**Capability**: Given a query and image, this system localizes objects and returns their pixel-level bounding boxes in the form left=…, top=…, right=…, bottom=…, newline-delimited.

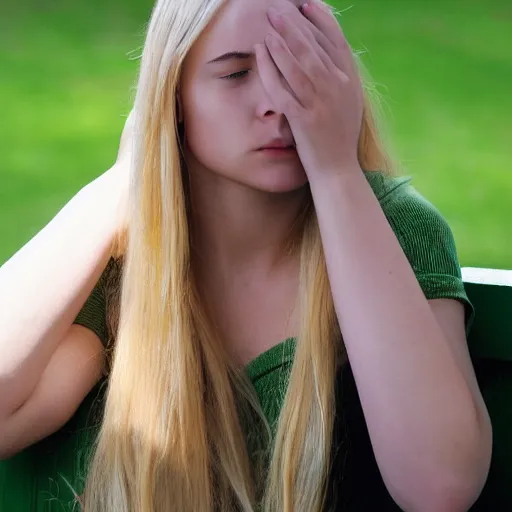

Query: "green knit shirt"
left=73, top=170, right=474, bottom=510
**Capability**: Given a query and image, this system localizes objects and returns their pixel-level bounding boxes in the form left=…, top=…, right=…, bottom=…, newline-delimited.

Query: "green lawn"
left=1, top=0, right=510, bottom=268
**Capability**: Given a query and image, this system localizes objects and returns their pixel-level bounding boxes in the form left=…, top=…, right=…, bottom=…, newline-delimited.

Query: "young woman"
left=0, top=0, right=492, bottom=510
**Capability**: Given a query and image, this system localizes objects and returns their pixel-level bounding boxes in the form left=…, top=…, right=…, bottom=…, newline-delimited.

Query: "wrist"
left=307, top=162, right=364, bottom=195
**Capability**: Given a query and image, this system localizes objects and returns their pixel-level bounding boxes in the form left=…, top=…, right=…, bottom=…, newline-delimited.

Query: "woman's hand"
left=255, top=0, right=363, bottom=181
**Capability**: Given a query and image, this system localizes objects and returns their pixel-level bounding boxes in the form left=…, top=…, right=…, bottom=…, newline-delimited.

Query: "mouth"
left=259, top=146, right=296, bottom=152
left=258, top=143, right=296, bottom=151
left=258, top=138, right=296, bottom=151
left=259, top=146, right=296, bottom=151
left=256, top=145, right=298, bottom=159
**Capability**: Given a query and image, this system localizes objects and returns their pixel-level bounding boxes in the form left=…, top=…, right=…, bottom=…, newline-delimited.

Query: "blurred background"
left=0, top=0, right=510, bottom=269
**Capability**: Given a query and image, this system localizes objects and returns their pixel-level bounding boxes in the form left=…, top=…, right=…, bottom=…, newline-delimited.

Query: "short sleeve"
left=381, top=182, right=475, bottom=335
left=73, top=271, right=108, bottom=347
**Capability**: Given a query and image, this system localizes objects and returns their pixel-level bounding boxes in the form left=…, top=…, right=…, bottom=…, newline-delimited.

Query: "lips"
left=259, top=139, right=295, bottom=150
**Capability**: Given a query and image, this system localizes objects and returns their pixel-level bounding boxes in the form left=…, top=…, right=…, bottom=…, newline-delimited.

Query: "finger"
left=254, top=42, right=302, bottom=117
left=268, top=6, right=332, bottom=72
left=263, top=29, right=317, bottom=109
left=302, top=0, right=344, bottom=44
left=300, top=0, right=356, bottom=78
left=266, top=10, right=328, bottom=100
left=282, top=5, right=353, bottom=89
left=297, top=11, right=340, bottom=69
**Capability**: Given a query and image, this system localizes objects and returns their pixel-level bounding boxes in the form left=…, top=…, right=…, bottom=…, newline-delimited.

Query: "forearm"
left=309, top=170, right=485, bottom=510
left=0, top=171, right=118, bottom=417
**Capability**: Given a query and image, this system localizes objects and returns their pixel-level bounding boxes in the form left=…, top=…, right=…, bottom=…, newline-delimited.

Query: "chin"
left=258, top=177, right=309, bottom=194
left=249, top=164, right=309, bottom=194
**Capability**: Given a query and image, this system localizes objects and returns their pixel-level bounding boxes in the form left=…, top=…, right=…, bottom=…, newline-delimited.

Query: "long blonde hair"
left=82, top=0, right=395, bottom=510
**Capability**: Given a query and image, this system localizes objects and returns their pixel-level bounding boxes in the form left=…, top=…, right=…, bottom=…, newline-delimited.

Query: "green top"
left=73, top=170, right=474, bottom=510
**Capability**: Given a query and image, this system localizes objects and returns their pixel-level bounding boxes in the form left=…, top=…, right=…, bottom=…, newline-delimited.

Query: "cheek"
left=183, top=84, right=248, bottom=167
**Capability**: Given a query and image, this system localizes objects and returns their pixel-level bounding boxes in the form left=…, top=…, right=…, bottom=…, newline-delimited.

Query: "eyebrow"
left=207, top=51, right=254, bottom=64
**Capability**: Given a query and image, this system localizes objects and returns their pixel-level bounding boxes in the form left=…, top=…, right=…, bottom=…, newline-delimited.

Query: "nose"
left=254, top=74, right=284, bottom=120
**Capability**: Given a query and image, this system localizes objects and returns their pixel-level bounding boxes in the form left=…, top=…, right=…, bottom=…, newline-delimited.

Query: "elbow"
left=0, top=424, right=19, bottom=461
left=391, top=419, right=493, bottom=512
left=391, top=472, right=490, bottom=512
left=0, top=449, right=24, bottom=461
left=0, top=422, right=33, bottom=461
left=412, top=474, right=489, bottom=512
left=0, top=448, right=17, bottom=461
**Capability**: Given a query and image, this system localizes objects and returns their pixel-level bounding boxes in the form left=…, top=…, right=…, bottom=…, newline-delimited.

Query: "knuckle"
left=296, top=72, right=314, bottom=96
left=312, top=61, right=328, bottom=80
left=288, top=38, right=308, bottom=61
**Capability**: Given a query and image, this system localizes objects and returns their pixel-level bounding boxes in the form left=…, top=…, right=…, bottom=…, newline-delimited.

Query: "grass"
left=0, top=0, right=510, bottom=268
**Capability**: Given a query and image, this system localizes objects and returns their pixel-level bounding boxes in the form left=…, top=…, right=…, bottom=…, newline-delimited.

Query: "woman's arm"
left=0, top=325, right=104, bottom=459
left=0, top=112, right=132, bottom=423
left=309, top=169, right=492, bottom=512
left=0, top=172, right=119, bottom=422
left=254, top=4, right=491, bottom=508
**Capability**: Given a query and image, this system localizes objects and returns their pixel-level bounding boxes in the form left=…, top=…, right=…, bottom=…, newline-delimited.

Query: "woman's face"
left=180, top=0, right=308, bottom=194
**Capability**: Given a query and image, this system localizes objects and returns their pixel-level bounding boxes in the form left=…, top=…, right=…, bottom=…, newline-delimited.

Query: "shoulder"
left=364, top=170, right=474, bottom=330
left=365, top=170, right=456, bottom=253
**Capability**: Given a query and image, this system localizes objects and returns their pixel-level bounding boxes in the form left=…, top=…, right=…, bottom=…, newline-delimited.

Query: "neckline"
left=242, top=171, right=400, bottom=381
left=244, top=337, right=297, bottom=382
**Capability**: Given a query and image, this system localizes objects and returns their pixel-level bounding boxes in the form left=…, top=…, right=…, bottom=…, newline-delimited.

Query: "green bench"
left=1, top=268, right=510, bottom=511
left=462, top=268, right=512, bottom=510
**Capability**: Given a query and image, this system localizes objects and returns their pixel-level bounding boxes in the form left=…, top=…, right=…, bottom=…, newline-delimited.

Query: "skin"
left=0, top=2, right=492, bottom=503
left=180, top=0, right=308, bottom=274
left=180, top=0, right=492, bottom=509
left=180, top=0, right=311, bottom=363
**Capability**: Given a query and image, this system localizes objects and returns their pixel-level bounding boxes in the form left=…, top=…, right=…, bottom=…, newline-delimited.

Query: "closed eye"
left=221, top=70, right=249, bottom=80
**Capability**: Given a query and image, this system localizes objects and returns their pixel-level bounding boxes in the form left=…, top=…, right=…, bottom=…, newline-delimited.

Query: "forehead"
left=192, top=0, right=303, bottom=62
